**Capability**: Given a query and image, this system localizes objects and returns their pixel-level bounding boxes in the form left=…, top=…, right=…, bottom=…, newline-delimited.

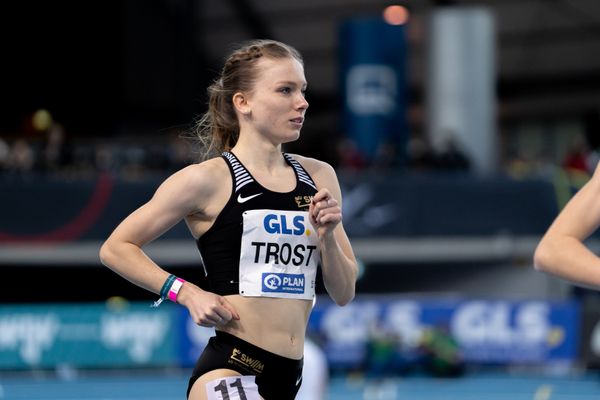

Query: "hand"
left=177, top=282, right=240, bottom=327
left=309, top=189, right=342, bottom=238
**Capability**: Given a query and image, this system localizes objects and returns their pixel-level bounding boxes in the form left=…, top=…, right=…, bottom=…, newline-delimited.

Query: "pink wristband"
left=168, top=277, right=185, bottom=302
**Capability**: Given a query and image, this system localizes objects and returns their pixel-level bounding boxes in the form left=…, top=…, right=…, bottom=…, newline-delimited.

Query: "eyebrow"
left=276, top=80, right=308, bottom=88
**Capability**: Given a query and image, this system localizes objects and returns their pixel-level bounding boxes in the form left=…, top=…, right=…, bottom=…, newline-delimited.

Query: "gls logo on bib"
left=263, top=213, right=308, bottom=236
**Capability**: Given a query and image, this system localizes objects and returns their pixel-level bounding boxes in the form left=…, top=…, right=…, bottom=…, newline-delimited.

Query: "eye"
left=279, top=87, right=291, bottom=94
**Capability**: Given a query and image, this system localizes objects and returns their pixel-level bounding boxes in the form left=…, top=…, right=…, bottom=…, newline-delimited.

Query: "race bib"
left=239, top=209, right=320, bottom=299
left=206, top=376, right=260, bottom=400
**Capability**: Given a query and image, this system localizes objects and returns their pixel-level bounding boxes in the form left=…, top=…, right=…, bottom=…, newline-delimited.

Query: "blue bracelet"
left=152, top=274, right=177, bottom=308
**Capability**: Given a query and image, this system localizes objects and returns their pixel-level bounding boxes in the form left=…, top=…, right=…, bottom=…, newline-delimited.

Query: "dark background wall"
left=2, top=2, right=123, bottom=135
left=1, top=1, right=211, bottom=137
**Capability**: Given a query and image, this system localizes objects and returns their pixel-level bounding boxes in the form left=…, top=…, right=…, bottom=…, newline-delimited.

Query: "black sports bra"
left=195, top=152, right=318, bottom=295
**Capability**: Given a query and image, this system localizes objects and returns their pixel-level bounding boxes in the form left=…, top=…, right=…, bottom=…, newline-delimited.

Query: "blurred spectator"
left=39, top=122, right=72, bottom=172
left=436, top=135, right=471, bottom=172
left=336, top=137, right=367, bottom=172
left=418, top=323, right=465, bottom=378
left=121, top=144, right=147, bottom=181
left=365, top=320, right=405, bottom=378
left=563, top=133, right=595, bottom=175
left=167, top=129, right=194, bottom=171
left=503, top=144, right=555, bottom=181
left=7, top=139, right=35, bottom=173
left=296, top=336, right=329, bottom=400
left=406, top=134, right=437, bottom=171
left=373, top=141, right=401, bottom=171
left=71, top=142, right=97, bottom=177
left=0, top=137, right=9, bottom=169
left=95, top=143, right=119, bottom=173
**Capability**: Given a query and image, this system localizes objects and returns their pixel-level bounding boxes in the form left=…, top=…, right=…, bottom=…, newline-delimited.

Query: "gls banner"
left=308, top=296, right=580, bottom=367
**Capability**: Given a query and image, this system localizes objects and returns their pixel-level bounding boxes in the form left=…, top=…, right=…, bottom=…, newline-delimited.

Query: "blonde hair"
left=190, top=39, right=303, bottom=160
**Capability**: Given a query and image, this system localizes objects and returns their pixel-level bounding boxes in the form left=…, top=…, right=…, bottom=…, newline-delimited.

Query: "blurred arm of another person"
left=295, top=337, right=329, bottom=400
left=534, top=161, right=600, bottom=289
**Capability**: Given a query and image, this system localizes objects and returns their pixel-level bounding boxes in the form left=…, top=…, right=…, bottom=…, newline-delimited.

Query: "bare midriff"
left=218, top=296, right=312, bottom=359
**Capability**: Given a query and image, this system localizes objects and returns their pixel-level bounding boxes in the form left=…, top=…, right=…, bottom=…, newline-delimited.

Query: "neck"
left=231, top=140, right=285, bottom=172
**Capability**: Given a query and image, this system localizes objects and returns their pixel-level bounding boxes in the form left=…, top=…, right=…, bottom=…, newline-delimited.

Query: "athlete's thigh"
left=188, top=368, right=264, bottom=400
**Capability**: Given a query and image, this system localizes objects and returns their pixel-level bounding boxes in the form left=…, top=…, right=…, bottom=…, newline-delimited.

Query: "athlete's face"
left=245, top=56, right=309, bottom=144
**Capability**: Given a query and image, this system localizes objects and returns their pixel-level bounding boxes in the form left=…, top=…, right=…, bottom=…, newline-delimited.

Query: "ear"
left=232, top=92, right=251, bottom=115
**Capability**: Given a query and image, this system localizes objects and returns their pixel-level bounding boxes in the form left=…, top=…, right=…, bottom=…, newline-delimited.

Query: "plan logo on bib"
left=262, top=273, right=305, bottom=294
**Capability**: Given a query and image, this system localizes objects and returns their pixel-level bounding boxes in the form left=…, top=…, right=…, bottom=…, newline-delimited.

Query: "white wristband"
left=167, top=278, right=185, bottom=302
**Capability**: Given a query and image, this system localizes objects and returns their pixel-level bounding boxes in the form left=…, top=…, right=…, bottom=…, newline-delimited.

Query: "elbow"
left=334, top=264, right=359, bottom=306
left=99, top=240, right=116, bottom=267
left=533, top=242, right=551, bottom=273
left=325, top=261, right=358, bottom=306
left=334, top=288, right=355, bottom=307
left=336, top=294, right=354, bottom=307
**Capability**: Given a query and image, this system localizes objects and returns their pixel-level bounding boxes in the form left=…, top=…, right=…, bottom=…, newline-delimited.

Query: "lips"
left=290, top=117, right=304, bottom=124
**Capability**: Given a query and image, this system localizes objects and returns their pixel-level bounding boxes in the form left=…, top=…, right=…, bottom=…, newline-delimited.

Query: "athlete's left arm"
left=303, top=157, right=358, bottom=306
left=534, top=161, right=600, bottom=289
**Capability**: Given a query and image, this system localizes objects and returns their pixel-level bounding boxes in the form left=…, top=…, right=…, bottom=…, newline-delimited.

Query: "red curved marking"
left=0, top=172, right=114, bottom=243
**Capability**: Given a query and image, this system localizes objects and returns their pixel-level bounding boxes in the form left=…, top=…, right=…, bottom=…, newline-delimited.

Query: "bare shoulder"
left=160, top=156, right=229, bottom=198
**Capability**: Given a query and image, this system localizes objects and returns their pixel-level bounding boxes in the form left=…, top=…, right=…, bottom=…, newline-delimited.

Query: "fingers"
left=198, top=310, right=230, bottom=327
left=208, top=301, right=239, bottom=325
left=192, top=295, right=240, bottom=327
left=311, top=194, right=341, bottom=226
left=311, top=189, right=330, bottom=205
left=315, top=197, right=338, bottom=209
left=220, top=297, right=240, bottom=320
left=203, top=314, right=224, bottom=326
left=311, top=190, right=339, bottom=210
left=316, top=210, right=342, bottom=225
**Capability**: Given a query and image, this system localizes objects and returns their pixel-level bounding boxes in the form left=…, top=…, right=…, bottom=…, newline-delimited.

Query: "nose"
left=297, top=93, right=309, bottom=110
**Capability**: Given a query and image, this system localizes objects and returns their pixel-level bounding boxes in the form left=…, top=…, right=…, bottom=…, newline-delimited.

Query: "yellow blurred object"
left=106, top=296, right=130, bottom=311
left=547, top=327, right=565, bottom=347
left=32, top=109, right=53, bottom=132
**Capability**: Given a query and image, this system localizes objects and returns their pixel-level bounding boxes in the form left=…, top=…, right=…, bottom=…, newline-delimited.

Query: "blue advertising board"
left=308, top=296, right=580, bottom=368
left=0, top=297, right=580, bottom=370
left=339, top=17, right=408, bottom=163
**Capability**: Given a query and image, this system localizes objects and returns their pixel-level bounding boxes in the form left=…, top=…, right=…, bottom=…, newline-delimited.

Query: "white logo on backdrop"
left=101, top=313, right=168, bottom=362
left=347, top=64, right=397, bottom=116
left=452, top=301, right=550, bottom=347
left=321, top=302, right=380, bottom=344
left=0, top=314, right=60, bottom=365
left=340, top=183, right=399, bottom=233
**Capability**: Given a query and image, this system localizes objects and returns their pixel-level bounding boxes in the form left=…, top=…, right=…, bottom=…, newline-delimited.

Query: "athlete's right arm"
left=99, top=161, right=240, bottom=326
left=534, top=161, right=600, bottom=289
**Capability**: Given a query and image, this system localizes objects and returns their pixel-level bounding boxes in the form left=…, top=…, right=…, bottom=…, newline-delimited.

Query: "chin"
left=281, top=132, right=301, bottom=144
